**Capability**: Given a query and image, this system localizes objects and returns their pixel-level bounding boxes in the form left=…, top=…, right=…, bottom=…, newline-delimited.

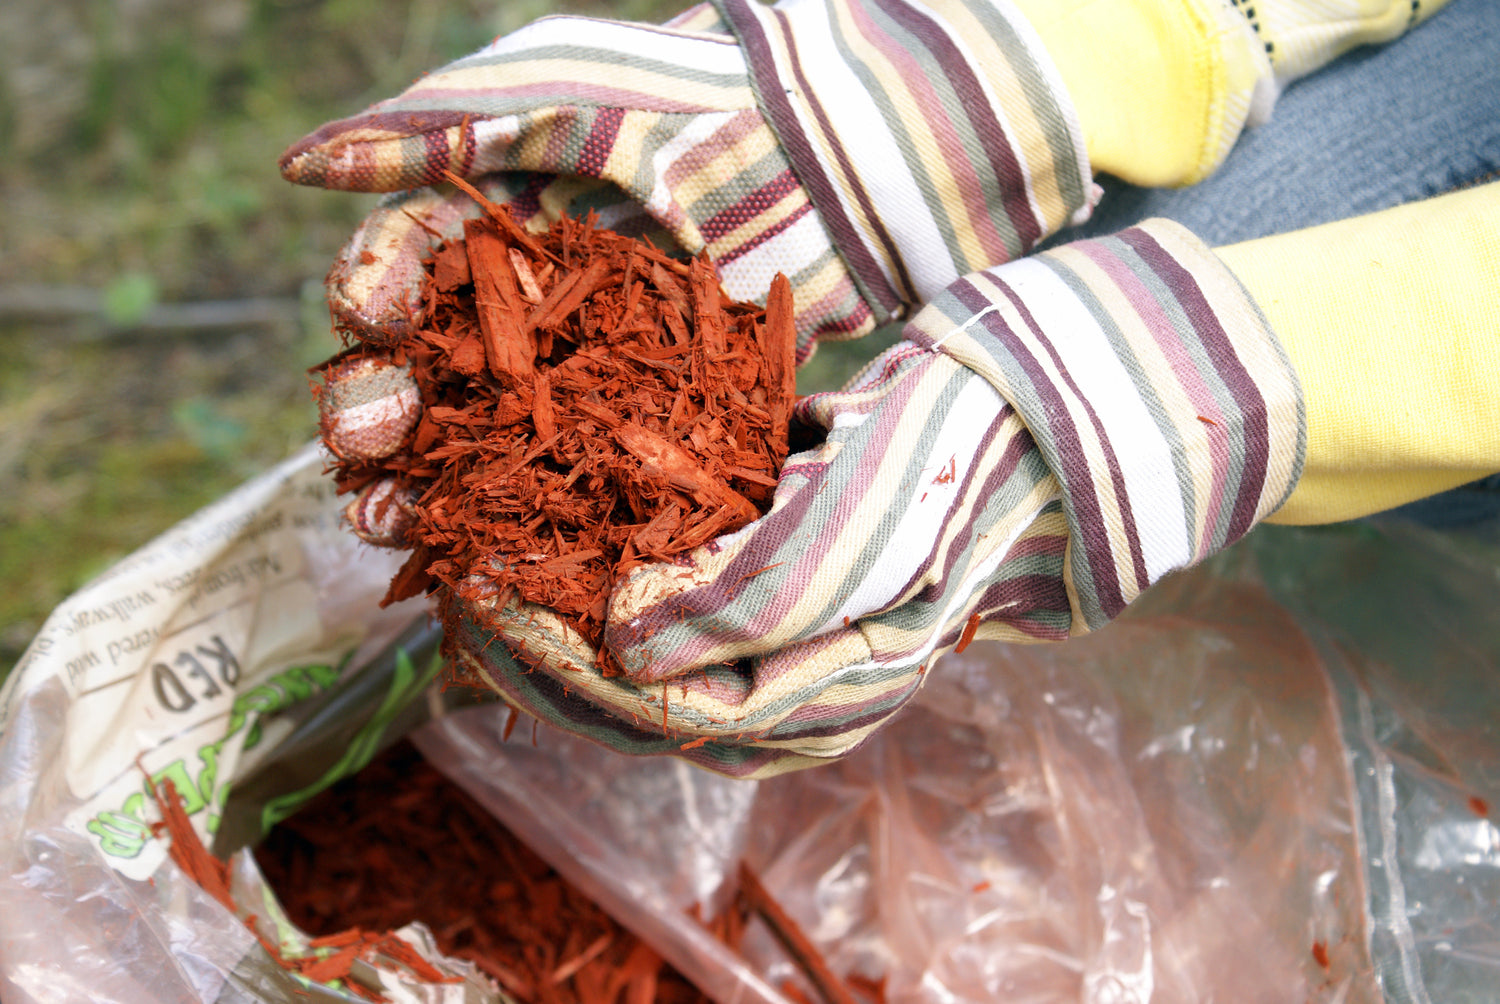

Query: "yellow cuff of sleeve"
left=1217, top=182, right=1500, bottom=525
left=1011, top=0, right=1273, bottom=187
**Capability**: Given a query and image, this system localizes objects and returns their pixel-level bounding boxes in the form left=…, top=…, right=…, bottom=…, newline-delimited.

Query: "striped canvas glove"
left=453, top=219, right=1304, bottom=777
left=279, top=0, right=1096, bottom=358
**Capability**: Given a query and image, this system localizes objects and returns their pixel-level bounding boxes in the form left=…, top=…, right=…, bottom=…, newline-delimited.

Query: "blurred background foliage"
left=0, top=0, right=882, bottom=679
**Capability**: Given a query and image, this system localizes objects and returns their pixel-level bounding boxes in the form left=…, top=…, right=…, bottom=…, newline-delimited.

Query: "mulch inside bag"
left=252, top=740, right=712, bottom=1003
left=155, top=733, right=882, bottom=1003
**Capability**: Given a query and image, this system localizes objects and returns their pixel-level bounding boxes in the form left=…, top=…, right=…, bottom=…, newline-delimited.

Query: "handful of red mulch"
left=316, top=175, right=797, bottom=669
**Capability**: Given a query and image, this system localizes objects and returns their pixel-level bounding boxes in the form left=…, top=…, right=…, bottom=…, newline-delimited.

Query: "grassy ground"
left=0, top=0, right=890, bottom=680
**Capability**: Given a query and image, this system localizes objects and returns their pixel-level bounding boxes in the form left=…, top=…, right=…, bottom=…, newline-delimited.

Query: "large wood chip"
left=464, top=220, right=535, bottom=385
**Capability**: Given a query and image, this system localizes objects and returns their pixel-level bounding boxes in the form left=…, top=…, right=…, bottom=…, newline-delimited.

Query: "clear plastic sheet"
left=2, top=440, right=1498, bottom=1003
left=414, top=518, right=1500, bottom=1003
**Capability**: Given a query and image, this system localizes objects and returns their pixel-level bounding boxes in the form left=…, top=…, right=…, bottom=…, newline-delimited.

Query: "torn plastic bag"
left=416, top=516, right=1500, bottom=1003
left=0, top=443, right=775, bottom=1004
left=2, top=440, right=1498, bottom=1003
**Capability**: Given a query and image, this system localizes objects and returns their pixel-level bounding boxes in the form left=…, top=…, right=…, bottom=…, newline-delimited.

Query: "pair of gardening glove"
left=284, top=0, right=1467, bottom=776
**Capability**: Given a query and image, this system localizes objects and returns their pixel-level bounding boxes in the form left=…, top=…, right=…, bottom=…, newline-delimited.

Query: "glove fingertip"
left=603, top=611, right=719, bottom=685
left=343, top=478, right=421, bottom=547
left=277, top=135, right=319, bottom=186
left=324, top=187, right=472, bottom=342
left=279, top=119, right=359, bottom=188
left=317, top=355, right=422, bottom=462
left=326, top=246, right=422, bottom=345
left=280, top=110, right=476, bottom=191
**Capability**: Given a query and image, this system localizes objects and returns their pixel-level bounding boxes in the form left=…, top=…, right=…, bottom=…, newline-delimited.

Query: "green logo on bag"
left=85, top=659, right=346, bottom=859
left=257, top=644, right=444, bottom=833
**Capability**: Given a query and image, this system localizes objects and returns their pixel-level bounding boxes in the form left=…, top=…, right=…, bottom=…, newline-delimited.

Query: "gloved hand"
left=291, top=0, right=1324, bottom=777
left=451, top=218, right=1305, bottom=776
left=280, top=0, right=1098, bottom=357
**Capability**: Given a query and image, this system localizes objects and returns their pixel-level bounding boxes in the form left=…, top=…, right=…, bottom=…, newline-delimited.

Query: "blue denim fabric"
left=1063, top=0, right=1500, bottom=525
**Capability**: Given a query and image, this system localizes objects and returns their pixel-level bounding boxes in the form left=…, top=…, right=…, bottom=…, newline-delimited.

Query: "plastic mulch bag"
left=2, top=441, right=1498, bottom=1003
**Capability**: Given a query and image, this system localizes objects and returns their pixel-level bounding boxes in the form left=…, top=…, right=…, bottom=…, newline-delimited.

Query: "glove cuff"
left=907, top=218, right=1305, bottom=630
left=1013, top=0, right=1276, bottom=189
left=714, top=0, right=1097, bottom=319
left=1244, top=0, right=1452, bottom=84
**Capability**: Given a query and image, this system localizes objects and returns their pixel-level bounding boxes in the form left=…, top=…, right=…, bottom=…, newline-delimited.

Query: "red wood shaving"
left=150, top=776, right=234, bottom=912
left=148, top=774, right=452, bottom=1001
left=736, top=863, right=861, bottom=1004
left=693, top=866, right=882, bottom=1004
left=317, top=173, right=797, bottom=672
left=954, top=612, right=982, bottom=654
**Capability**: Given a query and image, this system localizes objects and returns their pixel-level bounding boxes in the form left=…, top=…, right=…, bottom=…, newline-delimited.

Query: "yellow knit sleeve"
left=1215, top=181, right=1500, bottom=525
left=1009, top=0, right=1457, bottom=189
left=1009, top=0, right=1271, bottom=187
